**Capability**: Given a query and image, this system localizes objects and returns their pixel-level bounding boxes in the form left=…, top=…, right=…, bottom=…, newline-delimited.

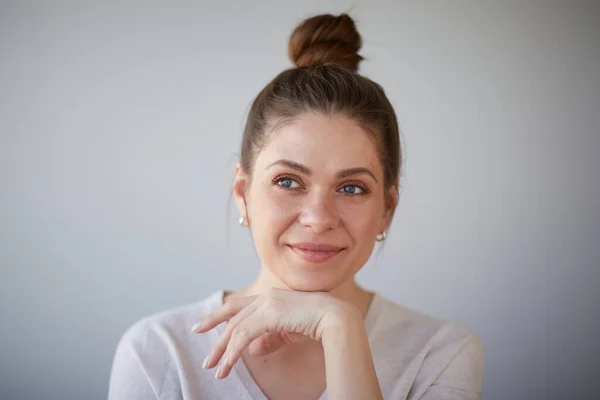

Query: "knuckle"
left=257, top=306, right=269, bottom=320
left=233, top=326, right=249, bottom=342
left=228, top=312, right=242, bottom=326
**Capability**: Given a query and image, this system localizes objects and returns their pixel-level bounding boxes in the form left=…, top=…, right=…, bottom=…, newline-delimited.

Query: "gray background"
left=1, top=1, right=599, bottom=399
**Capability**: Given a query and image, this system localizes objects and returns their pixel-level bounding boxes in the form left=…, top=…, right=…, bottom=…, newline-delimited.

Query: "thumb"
left=247, top=332, right=286, bottom=357
left=247, top=332, right=308, bottom=357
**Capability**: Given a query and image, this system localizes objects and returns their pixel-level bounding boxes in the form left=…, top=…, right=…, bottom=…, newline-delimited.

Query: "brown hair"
left=240, top=13, right=402, bottom=198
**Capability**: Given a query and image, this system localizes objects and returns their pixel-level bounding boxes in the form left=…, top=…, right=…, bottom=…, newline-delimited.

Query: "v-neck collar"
left=210, top=289, right=384, bottom=400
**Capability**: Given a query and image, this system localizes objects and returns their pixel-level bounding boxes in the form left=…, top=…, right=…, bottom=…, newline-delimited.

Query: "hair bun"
left=288, top=13, right=363, bottom=72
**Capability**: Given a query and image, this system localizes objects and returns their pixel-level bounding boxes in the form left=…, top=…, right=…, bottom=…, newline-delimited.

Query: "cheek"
left=249, top=186, right=298, bottom=238
left=248, top=188, right=303, bottom=267
left=339, top=196, right=382, bottom=229
left=341, top=207, right=380, bottom=242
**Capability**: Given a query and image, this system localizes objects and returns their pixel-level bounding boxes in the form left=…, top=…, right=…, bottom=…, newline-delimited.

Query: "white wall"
left=1, top=1, right=598, bottom=399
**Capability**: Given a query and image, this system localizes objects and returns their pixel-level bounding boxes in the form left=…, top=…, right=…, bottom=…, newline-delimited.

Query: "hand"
left=191, top=288, right=350, bottom=379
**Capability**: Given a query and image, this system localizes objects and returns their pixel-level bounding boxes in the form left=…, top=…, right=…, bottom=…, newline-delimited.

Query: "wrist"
left=319, top=300, right=383, bottom=400
left=321, top=301, right=366, bottom=345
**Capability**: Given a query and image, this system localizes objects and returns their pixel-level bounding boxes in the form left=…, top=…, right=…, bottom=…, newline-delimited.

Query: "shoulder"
left=110, top=290, right=223, bottom=376
left=108, top=290, right=224, bottom=399
left=369, top=294, right=484, bottom=399
left=372, top=293, right=481, bottom=352
left=118, top=289, right=223, bottom=352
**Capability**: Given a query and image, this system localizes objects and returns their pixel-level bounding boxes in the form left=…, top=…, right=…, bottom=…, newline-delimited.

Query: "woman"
left=108, top=13, right=484, bottom=400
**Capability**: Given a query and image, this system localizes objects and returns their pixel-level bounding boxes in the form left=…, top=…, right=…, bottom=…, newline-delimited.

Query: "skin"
left=192, top=112, right=398, bottom=399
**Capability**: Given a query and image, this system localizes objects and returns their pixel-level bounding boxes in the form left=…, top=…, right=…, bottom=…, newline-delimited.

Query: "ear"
left=379, top=180, right=399, bottom=233
left=232, top=162, right=250, bottom=220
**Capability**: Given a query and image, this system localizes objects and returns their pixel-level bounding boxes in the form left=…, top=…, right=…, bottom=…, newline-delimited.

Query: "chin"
left=278, top=270, right=344, bottom=293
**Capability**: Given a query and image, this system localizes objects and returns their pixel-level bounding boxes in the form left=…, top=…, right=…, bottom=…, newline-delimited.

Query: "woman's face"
left=234, top=112, right=395, bottom=292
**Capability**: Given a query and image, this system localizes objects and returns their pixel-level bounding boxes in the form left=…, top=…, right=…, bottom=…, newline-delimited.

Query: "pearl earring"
left=239, top=216, right=249, bottom=227
left=376, top=231, right=387, bottom=242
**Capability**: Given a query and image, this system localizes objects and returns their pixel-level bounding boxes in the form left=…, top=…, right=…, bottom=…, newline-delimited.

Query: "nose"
left=297, top=190, right=340, bottom=234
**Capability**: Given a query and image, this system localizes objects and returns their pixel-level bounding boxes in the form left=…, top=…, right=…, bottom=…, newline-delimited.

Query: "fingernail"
left=215, top=365, right=224, bottom=379
left=191, top=321, right=203, bottom=332
left=202, top=356, right=210, bottom=369
left=222, top=355, right=229, bottom=366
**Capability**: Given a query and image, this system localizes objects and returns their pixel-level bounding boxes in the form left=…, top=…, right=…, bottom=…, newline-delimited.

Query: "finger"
left=203, top=300, right=260, bottom=369
left=192, top=296, right=257, bottom=333
left=216, top=312, right=273, bottom=379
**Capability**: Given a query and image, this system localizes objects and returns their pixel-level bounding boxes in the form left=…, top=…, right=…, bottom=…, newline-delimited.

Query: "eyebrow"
left=266, top=159, right=379, bottom=183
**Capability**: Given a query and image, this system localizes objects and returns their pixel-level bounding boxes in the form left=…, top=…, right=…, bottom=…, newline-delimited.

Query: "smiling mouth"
left=287, top=243, right=346, bottom=263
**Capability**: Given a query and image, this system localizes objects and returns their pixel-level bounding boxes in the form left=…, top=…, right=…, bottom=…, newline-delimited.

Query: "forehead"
left=255, top=113, right=381, bottom=176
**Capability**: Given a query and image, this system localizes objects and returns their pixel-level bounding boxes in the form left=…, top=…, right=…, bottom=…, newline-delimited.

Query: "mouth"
left=287, top=243, right=346, bottom=264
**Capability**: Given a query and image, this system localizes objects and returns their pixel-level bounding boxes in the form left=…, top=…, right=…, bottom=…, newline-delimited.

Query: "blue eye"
left=340, top=185, right=364, bottom=195
left=276, top=177, right=300, bottom=189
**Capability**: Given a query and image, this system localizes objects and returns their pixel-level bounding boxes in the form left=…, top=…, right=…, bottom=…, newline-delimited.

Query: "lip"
left=287, top=243, right=345, bottom=263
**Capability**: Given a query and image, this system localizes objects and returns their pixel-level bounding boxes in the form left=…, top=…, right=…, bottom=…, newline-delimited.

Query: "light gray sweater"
left=108, top=290, right=484, bottom=399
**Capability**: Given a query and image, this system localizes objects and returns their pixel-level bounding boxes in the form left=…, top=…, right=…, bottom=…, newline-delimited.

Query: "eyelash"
left=271, top=175, right=371, bottom=196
